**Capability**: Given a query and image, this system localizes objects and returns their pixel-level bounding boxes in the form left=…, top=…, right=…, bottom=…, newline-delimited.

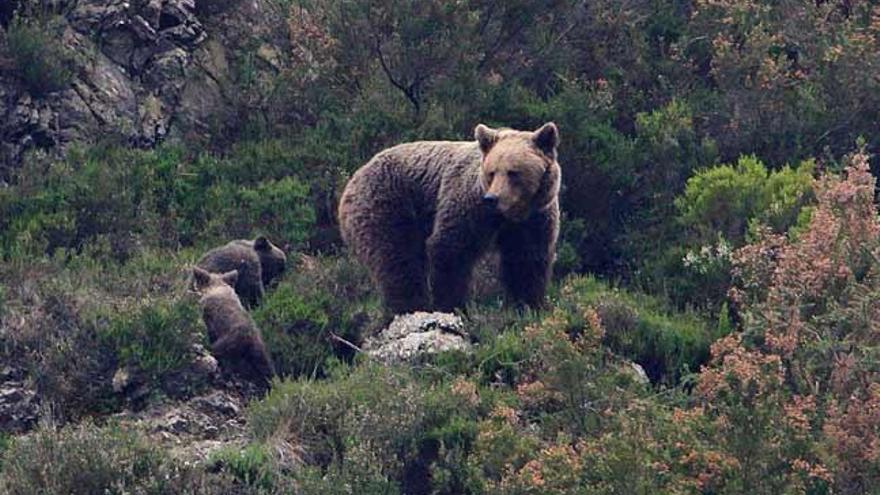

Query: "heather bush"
left=687, top=147, right=880, bottom=493
left=0, top=247, right=205, bottom=419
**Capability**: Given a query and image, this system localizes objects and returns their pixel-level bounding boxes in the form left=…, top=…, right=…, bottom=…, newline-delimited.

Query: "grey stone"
left=363, top=312, right=472, bottom=364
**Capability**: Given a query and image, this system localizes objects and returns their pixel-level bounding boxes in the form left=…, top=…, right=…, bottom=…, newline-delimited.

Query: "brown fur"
left=193, top=267, right=276, bottom=387
left=196, top=236, right=287, bottom=308
left=338, top=123, right=561, bottom=314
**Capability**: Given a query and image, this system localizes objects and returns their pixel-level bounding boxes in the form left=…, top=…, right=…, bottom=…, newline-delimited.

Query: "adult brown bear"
left=338, top=123, right=561, bottom=314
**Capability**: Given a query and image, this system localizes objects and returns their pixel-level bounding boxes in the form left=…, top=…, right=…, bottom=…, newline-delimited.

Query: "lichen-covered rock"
left=363, top=312, right=472, bottom=364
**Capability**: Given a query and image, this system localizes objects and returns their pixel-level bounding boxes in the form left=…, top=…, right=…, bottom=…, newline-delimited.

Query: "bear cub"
left=192, top=266, right=276, bottom=388
left=196, top=236, right=286, bottom=308
left=338, top=122, right=561, bottom=314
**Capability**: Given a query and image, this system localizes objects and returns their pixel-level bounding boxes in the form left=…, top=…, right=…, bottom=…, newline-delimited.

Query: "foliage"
left=0, top=248, right=204, bottom=420
left=0, top=144, right=316, bottom=259
left=252, top=254, right=379, bottom=378
left=0, top=423, right=207, bottom=494
left=208, top=443, right=280, bottom=492
left=677, top=155, right=815, bottom=246
left=4, top=0, right=880, bottom=491
left=95, top=299, right=202, bottom=382
left=690, top=148, right=880, bottom=493
left=556, top=275, right=715, bottom=384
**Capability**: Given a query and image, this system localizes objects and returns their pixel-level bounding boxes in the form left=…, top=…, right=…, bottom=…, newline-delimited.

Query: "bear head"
left=193, top=266, right=239, bottom=298
left=253, top=236, right=287, bottom=286
left=475, top=122, right=561, bottom=222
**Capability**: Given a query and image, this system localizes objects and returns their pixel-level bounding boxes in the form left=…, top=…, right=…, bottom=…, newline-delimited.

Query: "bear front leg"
left=497, top=206, right=559, bottom=308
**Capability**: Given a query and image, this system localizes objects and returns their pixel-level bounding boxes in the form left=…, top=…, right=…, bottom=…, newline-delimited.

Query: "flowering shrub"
left=692, top=147, right=880, bottom=493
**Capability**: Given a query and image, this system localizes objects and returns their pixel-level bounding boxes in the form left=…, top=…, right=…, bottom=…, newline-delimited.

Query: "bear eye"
left=507, top=170, right=519, bottom=180
left=487, top=171, right=496, bottom=181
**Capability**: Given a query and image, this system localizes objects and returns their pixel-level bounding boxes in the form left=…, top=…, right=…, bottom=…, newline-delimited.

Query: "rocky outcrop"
left=0, top=0, right=288, bottom=178
left=113, top=388, right=248, bottom=463
left=363, top=312, right=473, bottom=364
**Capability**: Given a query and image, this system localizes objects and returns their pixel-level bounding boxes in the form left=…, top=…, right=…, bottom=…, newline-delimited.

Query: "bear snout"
left=482, top=193, right=499, bottom=207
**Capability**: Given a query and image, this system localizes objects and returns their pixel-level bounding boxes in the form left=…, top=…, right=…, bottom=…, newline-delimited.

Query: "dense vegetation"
left=2, top=0, right=880, bottom=493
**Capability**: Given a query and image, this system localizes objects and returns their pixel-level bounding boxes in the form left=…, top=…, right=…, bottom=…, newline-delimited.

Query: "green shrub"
left=0, top=424, right=189, bottom=494
left=248, top=364, right=486, bottom=493
left=558, top=275, right=715, bottom=384
left=639, top=155, right=815, bottom=310
left=208, top=443, right=279, bottom=492
left=6, top=15, right=73, bottom=97
left=676, top=155, right=814, bottom=246
left=0, top=433, right=9, bottom=470
left=96, top=299, right=202, bottom=382
left=252, top=283, right=332, bottom=378
left=248, top=365, right=408, bottom=468
left=253, top=255, right=380, bottom=378
left=0, top=144, right=318, bottom=259
left=224, top=177, right=316, bottom=249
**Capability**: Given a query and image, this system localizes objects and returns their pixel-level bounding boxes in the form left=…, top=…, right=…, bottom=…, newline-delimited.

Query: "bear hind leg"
left=375, top=245, right=429, bottom=314
left=350, top=223, right=430, bottom=314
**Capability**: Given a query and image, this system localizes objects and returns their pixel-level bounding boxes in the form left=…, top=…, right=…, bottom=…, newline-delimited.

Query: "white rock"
left=363, top=312, right=471, bottom=364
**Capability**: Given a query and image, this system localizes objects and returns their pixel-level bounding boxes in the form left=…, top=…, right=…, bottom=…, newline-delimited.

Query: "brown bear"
left=338, top=122, right=561, bottom=314
left=192, top=266, right=276, bottom=388
left=196, top=236, right=286, bottom=308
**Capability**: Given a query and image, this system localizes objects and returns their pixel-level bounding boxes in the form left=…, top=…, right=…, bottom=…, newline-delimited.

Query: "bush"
left=0, top=248, right=202, bottom=419
left=5, top=15, right=73, bottom=97
left=557, top=275, right=715, bottom=384
left=95, top=299, right=203, bottom=382
left=218, top=177, right=316, bottom=249
left=676, top=155, right=814, bottom=246
left=8, top=286, right=118, bottom=419
left=0, top=424, right=195, bottom=494
left=208, top=443, right=280, bottom=492
left=252, top=255, right=380, bottom=379
left=0, top=144, right=318, bottom=259
left=248, top=364, right=487, bottom=493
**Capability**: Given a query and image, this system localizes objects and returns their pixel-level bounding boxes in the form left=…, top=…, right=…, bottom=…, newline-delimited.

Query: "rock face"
left=363, top=312, right=472, bottom=364
left=0, top=0, right=287, bottom=178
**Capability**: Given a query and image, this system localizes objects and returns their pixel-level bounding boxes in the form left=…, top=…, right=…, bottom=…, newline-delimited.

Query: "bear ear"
left=220, top=269, right=239, bottom=287
left=254, top=236, right=270, bottom=251
left=533, top=122, right=559, bottom=156
left=475, top=124, right=498, bottom=154
left=193, top=266, right=211, bottom=290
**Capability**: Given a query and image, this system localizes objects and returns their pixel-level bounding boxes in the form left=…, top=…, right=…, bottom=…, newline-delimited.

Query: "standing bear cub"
left=192, top=267, right=276, bottom=388
left=196, top=236, right=286, bottom=308
left=338, top=122, right=561, bottom=314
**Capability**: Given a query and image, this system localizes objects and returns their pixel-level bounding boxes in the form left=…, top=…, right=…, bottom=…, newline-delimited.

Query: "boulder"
left=363, top=312, right=472, bottom=365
